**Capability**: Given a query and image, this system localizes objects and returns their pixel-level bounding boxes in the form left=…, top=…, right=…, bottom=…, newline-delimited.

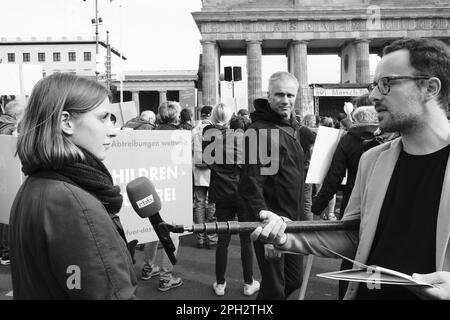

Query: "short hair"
left=140, top=110, right=156, bottom=123
left=352, top=93, right=372, bottom=108
left=230, top=115, right=251, bottom=130
left=200, top=105, right=212, bottom=117
left=268, top=72, right=299, bottom=91
left=158, top=101, right=181, bottom=124
left=383, top=38, right=450, bottom=109
left=237, top=109, right=249, bottom=117
left=302, top=114, right=316, bottom=127
left=16, top=73, right=109, bottom=172
left=352, top=106, right=378, bottom=125
left=336, top=112, right=347, bottom=122
left=5, top=100, right=25, bottom=119
left=211, top=102, right=233, bottom=125
left=321, top=117, right=334, bottom=127
left=180, top=108, right=193, bottom=123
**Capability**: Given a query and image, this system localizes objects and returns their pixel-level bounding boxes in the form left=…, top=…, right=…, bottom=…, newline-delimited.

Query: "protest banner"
left=305, top=126, right=346, bottom=184
left=104, top=130, right=193, bottom=243
left=0, top=136, right=22, bottom=224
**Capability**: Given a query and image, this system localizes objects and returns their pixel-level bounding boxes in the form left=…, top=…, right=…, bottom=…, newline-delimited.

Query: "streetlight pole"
left=232, top=80, right=237, bottom=113
left=119, top=3, right=123, bottom=104
left=106, top=31, right=111, bottom=90
left=95, top=0, right=99, bottom=81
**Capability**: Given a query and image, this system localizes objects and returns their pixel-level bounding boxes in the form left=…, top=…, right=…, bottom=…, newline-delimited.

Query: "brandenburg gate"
left=192, top=0, right=450, bottom=115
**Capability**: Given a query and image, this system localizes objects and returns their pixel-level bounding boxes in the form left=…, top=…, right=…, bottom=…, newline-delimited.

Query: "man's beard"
left=378, top=112, right=421, bottom=133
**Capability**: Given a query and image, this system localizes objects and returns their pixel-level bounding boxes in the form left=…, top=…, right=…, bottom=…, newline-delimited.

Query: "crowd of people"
left=1, top=37, right=450, bottom=300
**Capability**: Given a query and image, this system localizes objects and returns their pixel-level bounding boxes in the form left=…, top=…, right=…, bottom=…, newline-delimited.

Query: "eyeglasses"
left=368, top=76, right=431, bottom=95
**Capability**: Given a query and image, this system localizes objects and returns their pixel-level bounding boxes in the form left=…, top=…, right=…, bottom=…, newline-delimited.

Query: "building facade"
left=111, top=70, right=198, bottom=116
left=0, top=36, right=125, bottom=79
left=192, top=0, right=450, bottom=115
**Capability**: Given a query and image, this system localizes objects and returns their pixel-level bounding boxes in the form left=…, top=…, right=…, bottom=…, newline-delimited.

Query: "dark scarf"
left=21, top=148, right=139, bottom=259
left=23, top=148, right=123, bottom=214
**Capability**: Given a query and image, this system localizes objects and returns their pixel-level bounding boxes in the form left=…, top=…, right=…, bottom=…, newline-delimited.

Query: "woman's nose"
left=107, top=121, right=117, bottom=138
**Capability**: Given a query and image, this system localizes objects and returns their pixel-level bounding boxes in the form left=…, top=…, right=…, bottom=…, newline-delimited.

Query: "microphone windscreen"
left=126, top=177, right=162, bottom=218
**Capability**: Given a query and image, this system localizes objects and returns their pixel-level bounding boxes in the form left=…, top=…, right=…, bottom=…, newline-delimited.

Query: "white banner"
left=104, top=130, right=193, bottom=244
left=0, top=132, right=193, bottom=242
left=313, top=87, right=368, bottom=97
left=0, top=136, right=23, bottom=224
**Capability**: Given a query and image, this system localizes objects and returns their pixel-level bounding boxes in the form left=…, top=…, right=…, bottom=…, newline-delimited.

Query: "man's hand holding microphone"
left=250, top=210, right=450, bottom=300
left=250, top=210, right=290, bottom=260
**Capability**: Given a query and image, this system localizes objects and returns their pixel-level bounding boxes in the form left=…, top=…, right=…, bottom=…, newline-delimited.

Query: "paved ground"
left=0, top=233, right=341, bottom=300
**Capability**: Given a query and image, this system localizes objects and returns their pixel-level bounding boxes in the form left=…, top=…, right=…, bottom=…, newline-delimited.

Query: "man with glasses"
left=250, top=38, right=450, bottom=300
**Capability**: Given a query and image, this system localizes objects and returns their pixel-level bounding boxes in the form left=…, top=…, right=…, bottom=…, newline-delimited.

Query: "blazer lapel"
left=436, top=147, right=450, bottom=271
left=356, top=139, right=403, bottom=265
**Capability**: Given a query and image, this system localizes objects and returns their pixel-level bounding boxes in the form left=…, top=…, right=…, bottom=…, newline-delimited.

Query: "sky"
left=1, top=0, right=379, bottom=106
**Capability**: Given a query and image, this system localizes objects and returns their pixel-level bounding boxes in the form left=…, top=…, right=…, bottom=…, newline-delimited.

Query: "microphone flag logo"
left=136, top=194, right=154, bottom=209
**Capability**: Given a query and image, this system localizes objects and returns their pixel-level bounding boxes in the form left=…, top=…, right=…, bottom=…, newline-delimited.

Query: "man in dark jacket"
left=239, top=71, right=305, bottom=299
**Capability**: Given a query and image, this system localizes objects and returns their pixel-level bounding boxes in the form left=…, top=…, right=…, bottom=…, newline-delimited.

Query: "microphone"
left=169, top=220, right=360, bottom=234
left=126, top=177, right=177, bottom=265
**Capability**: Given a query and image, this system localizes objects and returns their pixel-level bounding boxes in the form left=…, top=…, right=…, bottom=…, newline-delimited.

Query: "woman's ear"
left=61, top=111, right=74, bottom=135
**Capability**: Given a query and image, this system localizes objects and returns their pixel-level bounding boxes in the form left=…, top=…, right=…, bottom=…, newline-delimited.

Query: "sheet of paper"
left=318, top=269, right=425, bottom=286
left=305, top=126, right=345, bottom=184
left=318, top=246, right=432, bottom=287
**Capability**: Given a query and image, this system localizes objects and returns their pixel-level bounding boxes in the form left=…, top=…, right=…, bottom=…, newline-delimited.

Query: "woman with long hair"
left=10, top=73, right=137, bottom=299
left=204, top=103, right=260, bottom=296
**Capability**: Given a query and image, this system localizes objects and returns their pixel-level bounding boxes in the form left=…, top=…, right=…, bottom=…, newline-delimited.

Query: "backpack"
left=348, top=131, right=393, bottom=153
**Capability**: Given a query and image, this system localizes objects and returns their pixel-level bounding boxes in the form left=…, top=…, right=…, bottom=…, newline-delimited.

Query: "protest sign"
left=0, top=136, right=22, bottom=224
left=104, top=130, right=193, bottom=243
left=305, top=126, right=345, bottom=184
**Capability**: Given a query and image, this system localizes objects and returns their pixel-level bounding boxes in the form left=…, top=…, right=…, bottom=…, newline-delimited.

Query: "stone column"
left=287, top=43, right=295, bottom=74
left=159, top=90, right=167, bottom=105
left=355, top=39, right=370, bottom=84
left=201, top=40, right=218, bottom=106
left=131, top=91, right=140, bottom=114
left=196, top=90, right=203, bottom=119
left=246, top=40, right=262, bottom=112
left=292, top=40, right=312, bottom=116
